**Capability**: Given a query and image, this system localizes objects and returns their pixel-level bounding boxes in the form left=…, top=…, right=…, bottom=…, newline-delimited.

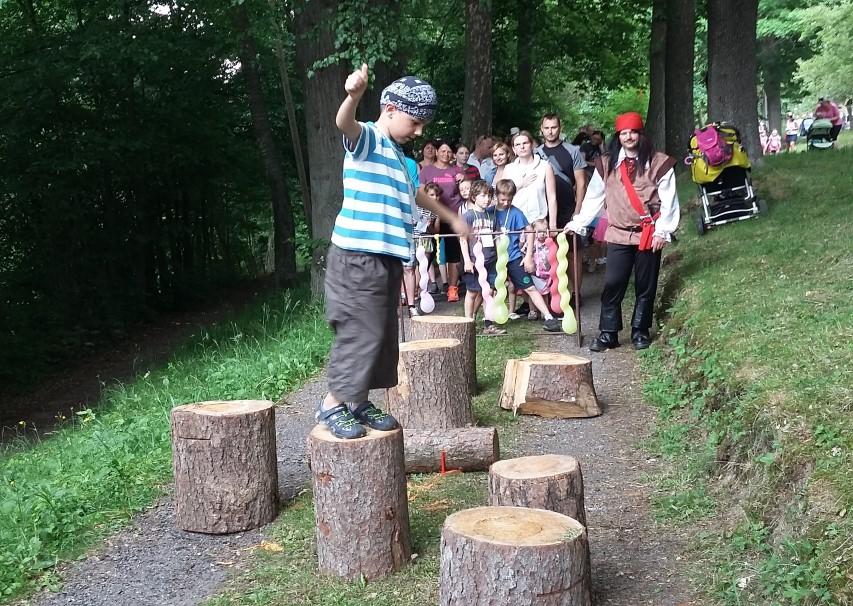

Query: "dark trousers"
left=599, top=243, right=662, bottom=333
left=325, top=246, right=403, bottom=403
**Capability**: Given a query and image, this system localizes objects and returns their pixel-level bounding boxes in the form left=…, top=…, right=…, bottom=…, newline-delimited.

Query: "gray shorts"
left=324, top=246, right=403, bottom=403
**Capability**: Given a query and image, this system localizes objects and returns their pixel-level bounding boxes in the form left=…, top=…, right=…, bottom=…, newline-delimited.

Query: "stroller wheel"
left=695, top=212, right=707, bottom=236
left=757, top=198, right=768, bottom=215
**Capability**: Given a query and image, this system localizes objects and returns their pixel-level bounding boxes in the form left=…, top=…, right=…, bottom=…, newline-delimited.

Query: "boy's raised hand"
left=345, top=63, right=369, bottom=98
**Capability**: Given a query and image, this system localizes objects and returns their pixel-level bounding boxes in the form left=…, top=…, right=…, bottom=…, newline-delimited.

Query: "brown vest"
left=595, top=152, right=677, bottom=246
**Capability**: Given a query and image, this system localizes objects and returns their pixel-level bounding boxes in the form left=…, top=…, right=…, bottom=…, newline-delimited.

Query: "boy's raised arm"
left=336, top=63, right=368, bottom=143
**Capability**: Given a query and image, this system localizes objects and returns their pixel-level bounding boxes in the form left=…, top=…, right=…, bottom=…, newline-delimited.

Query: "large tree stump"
left=410, top=315, right=477, bottom=395
left=171, top=400, right=278, bottom=534
left=307, top=424, right=411, bottom=580
left=500, top=352, right=601, bottom=418
left=403, top=427, right=499, bottom=473
left=439, top=506, right=591, bottom=606
left=489, top=455, right=587, bottom=526
left=385, top=338, right=473, bottom=429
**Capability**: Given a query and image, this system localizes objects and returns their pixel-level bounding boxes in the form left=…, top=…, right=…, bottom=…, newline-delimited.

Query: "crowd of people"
left=760, top=96, right=849, bottom=154
left=405, top=117, right=610, bottom=335
left=318, top=65, right=679, bottom=439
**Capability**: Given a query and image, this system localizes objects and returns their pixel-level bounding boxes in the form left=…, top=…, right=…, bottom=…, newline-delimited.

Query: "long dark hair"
left=607, top=130, right=654, bottom=176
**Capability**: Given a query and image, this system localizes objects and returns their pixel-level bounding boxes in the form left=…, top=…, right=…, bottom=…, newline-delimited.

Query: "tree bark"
left=267, top=0, right=312, bottom=229
left=646, top=0, right=667, bottom=151
left=707, top=0, right=761, bottom=164
left=403, top=427, right=499, bottom=473
left=514, top=0, right=538, bottom=114
left=171, top=400, right=278, bottom=534
left=294, top=0, right=349, bottom=297
left=499, top=352, right=601, bottom=418
left=461, top=0, right=492, bottom=147
left=307, top=425, right=411, bottom=580
left=488, top=455, right=586, bottom=526
left=663, top=0, right=695, bottom=159
left=385, top=338, right=474, bottom=429
left=439, top=506, right=591, bottom=606
left=410, top=315, right=477, bottom=396
left=234, top=5, right=297, bottom=287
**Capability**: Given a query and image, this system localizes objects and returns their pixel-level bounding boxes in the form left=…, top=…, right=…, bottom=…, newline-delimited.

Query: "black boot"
left=589, top=331, right=620, bottom=352
left=631, top=329, right=651, bottom=350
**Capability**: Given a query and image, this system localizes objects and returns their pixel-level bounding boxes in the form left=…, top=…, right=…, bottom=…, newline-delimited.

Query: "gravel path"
left=20, top=270, right=697, bottom=606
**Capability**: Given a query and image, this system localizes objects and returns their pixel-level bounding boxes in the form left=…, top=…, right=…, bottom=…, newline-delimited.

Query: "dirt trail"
left=19, top=272, right=697, bottom=606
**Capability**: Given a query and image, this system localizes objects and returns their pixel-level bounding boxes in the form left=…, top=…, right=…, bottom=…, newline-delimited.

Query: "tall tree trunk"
left=294, top=0, right=349, bottom=297
left=646, top=0, right=667, bottom=151
left=267, top=0, right=312, bottom=233
left=461, top=0, right=492, bottom=147
left=663, top=0, right=695, bottom=160
left=764, top=77, right=782, bottom=134
left=708, top=0, right=761, bottom=164
left=234, top=5, right=297, bottom=287
left=515, top=0, right=537, bottom=115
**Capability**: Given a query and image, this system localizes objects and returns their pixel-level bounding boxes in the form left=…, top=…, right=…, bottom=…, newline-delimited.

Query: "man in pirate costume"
left=563, top=112, right=680, bottom=352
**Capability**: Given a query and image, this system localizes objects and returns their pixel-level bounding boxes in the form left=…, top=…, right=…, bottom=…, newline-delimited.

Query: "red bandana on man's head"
left=614, top=112, right=644, bottom=132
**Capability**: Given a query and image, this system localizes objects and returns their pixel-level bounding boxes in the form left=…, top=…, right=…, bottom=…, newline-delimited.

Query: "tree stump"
left=307, top=424, right=411, bottom=580
left=403, top=427, right=499, bottom=473
left=171, top=400, right=278, bottom=534
left=410, top=315, right=477, bottom=395
left=385, top=338, right=473, bottom=429
left=439, top=506, right=591, bottom=606
left=500, top=352, right=601, bottom=418
left=488, top=455, right=587, bottom=526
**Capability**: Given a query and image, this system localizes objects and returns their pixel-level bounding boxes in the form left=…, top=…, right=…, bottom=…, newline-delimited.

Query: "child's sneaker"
left=447, top=285, right=460, bottom=302
left=527, top=310, right=540, bottom=321
left=315, top=403, right=367, bottom=439
left=508, top=312, right=522, bottom=320
left=482, top=325, right=507, bottom=336
left=350, top=402, right=399, bottom=431
left=428, top=282, right=440, bottom=295
left=515, top=302, right=530, bottom=316
left=543, top=318, right=561, bottom=332
left=409, top=306, right=420, bottom=317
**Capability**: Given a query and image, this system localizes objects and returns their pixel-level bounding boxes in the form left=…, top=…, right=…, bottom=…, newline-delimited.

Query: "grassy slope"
left=0, top=291, right=332, bottom=601
left=644, top=136, right=853, bottom=604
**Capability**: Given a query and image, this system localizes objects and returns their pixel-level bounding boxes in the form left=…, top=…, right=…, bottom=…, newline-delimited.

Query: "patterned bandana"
left=380, top=76, right=437, bottom=122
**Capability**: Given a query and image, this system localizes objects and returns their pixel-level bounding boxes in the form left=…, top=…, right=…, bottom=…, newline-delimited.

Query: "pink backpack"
left=694, top=125, right=733, bottom=166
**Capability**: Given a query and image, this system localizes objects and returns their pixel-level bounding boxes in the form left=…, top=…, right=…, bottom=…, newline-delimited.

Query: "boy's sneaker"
left=447, top=285, right=460, bottom=302
left=508, top=312, right=522, bottom=320
left=409, top=306, right=420, bottom=317
left=428, top=282, right=440, bottom=295
left=482, top=324, right=507, bottom=336
left=515, top=302, right=530, bottom=316
left=543, top=318, right=561, bottom=332
left=351, top=402, right=399, bottom=431
left=527, top=310, right=540, bottom=321
left=315, top=403, right=367, bottom=439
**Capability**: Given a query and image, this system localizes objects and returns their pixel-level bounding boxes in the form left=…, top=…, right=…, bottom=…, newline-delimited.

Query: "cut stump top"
left=490, top=454, right=580, bottom=479
left=445, top=506, right=584, bottom=546
left=399, top=338, right=461, bottom=352
left=309, top=423, right=401, bottom=444
left=411, top=315, right=475, bottom=325
left=172, top=400, right=274, bottom=416
left=525, top=352, right=590, bottom=365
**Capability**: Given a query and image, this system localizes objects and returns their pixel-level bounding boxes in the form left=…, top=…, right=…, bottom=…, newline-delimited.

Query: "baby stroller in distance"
left=807, top=118, right=835, bottom=150
left=685, top=122, right=766, bottom=235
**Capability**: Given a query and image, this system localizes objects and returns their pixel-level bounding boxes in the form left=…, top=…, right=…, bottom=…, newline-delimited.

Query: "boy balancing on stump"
left=318, top=64, right=469, bottom=440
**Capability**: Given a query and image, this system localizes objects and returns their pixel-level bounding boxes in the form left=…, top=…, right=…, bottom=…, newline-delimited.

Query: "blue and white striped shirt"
left=331, top=122, right=414, bottom=260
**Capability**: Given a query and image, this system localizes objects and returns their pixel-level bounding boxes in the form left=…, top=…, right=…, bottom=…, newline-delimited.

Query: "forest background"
left=1, top=0, right=850, bottom=393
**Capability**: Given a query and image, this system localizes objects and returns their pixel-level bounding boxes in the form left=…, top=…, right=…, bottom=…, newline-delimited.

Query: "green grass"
left=204, top=319, right=538, bottom=606
left=0, top=290, right=333, bottom=601
left=643, top=135, right=853, bottom=604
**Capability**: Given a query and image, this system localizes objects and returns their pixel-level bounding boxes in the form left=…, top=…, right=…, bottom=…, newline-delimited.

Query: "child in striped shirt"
left=318, top=64, right=468, bottom=439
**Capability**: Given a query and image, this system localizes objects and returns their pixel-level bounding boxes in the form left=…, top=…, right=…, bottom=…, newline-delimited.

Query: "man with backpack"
left=536, top=114, right=588, bottom=231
